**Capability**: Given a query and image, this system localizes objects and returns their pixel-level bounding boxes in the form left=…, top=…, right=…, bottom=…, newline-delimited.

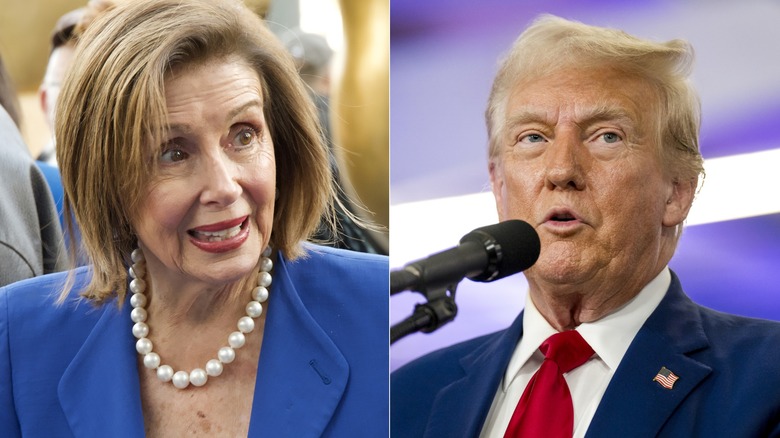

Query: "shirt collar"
left=502, top=267, right=671, bottom=390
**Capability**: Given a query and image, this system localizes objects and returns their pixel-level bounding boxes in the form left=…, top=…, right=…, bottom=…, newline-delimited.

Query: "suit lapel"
left=58, top=298, right=145, bottom=437
left=586, top=272, right=712, bottom=437
left=248, top=254, right=348, bottom=437
left=425, top=313, right=525, bottom=438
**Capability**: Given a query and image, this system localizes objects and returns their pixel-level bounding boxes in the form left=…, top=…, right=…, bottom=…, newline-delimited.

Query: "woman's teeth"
left=194, top=224, right=242, bottom=242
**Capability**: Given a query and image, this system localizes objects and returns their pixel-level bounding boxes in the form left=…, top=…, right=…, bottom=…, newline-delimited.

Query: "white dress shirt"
left=480, top=268, right=671, bottom=438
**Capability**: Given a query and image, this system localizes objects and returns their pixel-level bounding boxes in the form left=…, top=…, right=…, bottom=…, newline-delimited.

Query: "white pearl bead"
left=143, top=352, right=161, bottom=369
left=190, top=368, right=208, bottom=387
left=206, top=359, right=224, bottom=377
left=129, top=278, right=146, bottom=294
left=128, top=245, right=272, bottom=390
left=257, top=271, right=272, bottom=288
left=172, top=371, right=190, bottom=389
left=132, top=322, right=149, bottom=339
left=228, top=331, right=246, bottom=349
left=131, top=248, right=144, bottom=263
left=260, top=257, right=273, bottom=273
left=157, top=365, right=174, bottom=382
left=130, top=293, right=147, bottom=308
left=246, top=301, right=263, bottom=318
left=252, top=286, right=269, bottom=303
left=136, top=338, right=153, bottom=355
left=237, top=316, right=255, bottom=334
left=218, top=346, right=236, bottom=363
left=130, top=307, right=147, bottom=323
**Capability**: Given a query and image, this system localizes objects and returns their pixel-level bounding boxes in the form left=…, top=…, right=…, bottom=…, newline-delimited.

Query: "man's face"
left=40, top=43, right=76, bottom=130
left=490, top=66, right=688, bottom=288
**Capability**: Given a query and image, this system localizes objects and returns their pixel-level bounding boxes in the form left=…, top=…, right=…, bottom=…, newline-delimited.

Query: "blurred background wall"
left=390, top=0, right=780, bottom=369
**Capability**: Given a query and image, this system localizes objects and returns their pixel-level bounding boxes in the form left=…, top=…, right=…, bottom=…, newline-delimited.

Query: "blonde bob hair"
left=57, top=0, right=333, bottom=303
left=486, top=15, right=704, bottom=188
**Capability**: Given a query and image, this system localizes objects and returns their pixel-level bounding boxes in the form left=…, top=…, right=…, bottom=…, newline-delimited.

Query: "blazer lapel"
left=58, top=299, right=145, bottom=437
left=586, top=272, right=712, bottom=437
left=424, top=313, right=525, bottom=438
left=248, top=255, right=349, bottom=437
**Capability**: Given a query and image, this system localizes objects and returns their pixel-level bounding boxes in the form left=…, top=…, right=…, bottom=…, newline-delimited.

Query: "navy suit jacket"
left=1, top=245, right=388, bottom=437
left=392, top=272, right=780, bottom=437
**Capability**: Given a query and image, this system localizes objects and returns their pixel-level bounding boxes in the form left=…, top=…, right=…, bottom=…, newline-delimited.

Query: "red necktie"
left=504, top=330, right=594, bottom=438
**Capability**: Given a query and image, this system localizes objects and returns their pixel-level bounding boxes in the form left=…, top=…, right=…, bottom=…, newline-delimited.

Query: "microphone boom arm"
left=390, top=281, right=459, bottom=344
left=389, top=220, right=541, bottom=344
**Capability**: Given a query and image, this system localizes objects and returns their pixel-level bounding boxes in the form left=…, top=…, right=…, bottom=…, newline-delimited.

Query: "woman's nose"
left=199, top=152, right=242, bottom=207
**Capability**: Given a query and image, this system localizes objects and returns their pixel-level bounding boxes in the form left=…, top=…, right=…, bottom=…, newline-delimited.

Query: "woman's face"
left=133, top=57, right=275, bottom=289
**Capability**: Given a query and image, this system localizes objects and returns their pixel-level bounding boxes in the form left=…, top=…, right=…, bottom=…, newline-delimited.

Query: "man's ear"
left=489, top=158, right=506, bottom=221
left=662, top=177, right=697, bottom=227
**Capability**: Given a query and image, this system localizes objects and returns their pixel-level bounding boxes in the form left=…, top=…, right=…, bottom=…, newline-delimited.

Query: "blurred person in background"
left=281, top=28, right=334, bottom=145
left=36, top=7, right=80, bottom=165
left=281, top=27, right=387, bottom=255
left=0, top=53, right=66, bottom=286
left=31, top=1, right=112, bottom=263
left=38, top=0, right=114, bottom=165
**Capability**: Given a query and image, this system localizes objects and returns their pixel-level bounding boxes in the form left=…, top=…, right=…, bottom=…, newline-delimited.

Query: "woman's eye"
left=233, top=128, right=258, bottom=147
left=161, top=147, right=188, bottom=163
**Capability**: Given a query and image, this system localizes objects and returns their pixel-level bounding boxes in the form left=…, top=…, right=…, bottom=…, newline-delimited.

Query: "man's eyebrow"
left=576, top=105, right=637, bottom=125
left=504, top=109, right=550, bottom=128
left=506, top=105, right=636, bottom=126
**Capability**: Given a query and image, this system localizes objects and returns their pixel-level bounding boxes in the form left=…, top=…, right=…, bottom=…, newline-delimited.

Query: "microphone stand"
left=390, top=281, right=459, bottom=344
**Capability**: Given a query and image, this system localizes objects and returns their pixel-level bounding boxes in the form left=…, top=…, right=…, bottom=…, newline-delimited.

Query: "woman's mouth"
left=189, top=223, right=244, bottom=242
left=187, top=216, right=250, bottom=253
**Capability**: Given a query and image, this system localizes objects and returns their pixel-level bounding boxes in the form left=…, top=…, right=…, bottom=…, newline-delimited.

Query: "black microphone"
left=390, top=220, right=540, bottom=294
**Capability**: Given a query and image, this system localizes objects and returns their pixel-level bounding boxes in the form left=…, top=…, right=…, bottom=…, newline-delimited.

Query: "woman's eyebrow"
left=226, top=99, right=263, bottom=121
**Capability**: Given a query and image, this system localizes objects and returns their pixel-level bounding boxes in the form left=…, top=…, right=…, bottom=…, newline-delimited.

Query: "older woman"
left=0, top=0, right=388, bottom=436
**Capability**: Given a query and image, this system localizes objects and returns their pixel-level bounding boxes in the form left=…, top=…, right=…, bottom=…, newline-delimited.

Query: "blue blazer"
left=0, top=245, right=388, bottom=437
left=392, top=271, right=780, bottom=437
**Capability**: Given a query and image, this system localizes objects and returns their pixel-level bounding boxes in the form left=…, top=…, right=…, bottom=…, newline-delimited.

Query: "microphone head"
left=459, top=219, right=540, bottom=282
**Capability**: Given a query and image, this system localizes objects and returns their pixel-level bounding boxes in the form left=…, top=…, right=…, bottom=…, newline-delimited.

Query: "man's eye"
left=520, top=133, right=545, bottom=143
left=601, top=132, right=621, bottom=143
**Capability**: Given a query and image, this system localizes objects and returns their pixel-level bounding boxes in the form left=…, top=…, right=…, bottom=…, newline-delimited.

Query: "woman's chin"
left=184, top=250, right=262, bottom=286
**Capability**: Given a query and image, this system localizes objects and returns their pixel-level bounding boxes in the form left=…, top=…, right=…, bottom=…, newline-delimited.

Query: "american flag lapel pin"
left=653, top=366, right=679, bottom=389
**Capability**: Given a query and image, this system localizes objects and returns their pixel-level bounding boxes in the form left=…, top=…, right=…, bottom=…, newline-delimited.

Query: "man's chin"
left=525, top=252, right=597, bottom=287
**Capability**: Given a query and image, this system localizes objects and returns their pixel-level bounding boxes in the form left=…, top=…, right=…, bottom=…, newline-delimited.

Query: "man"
left=281, top=28, right=388, bottom=255
left=391, top=16, right=780, bottom=437
left=37, top=7, right=82, bottom=165
left=38, top=1, right=114, bottom=165
left=0, top=52, right=66, bottom=286
left=0, top=104, right=66, bottom=286
left=281, top=28, right=335, bottom=143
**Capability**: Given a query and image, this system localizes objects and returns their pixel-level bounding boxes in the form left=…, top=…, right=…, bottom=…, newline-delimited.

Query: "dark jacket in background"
left=0, top=106, right=66, bottom=286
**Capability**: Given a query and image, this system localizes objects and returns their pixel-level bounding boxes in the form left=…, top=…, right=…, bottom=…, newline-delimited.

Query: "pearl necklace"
left=128, top=246, right=272, bottom=389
